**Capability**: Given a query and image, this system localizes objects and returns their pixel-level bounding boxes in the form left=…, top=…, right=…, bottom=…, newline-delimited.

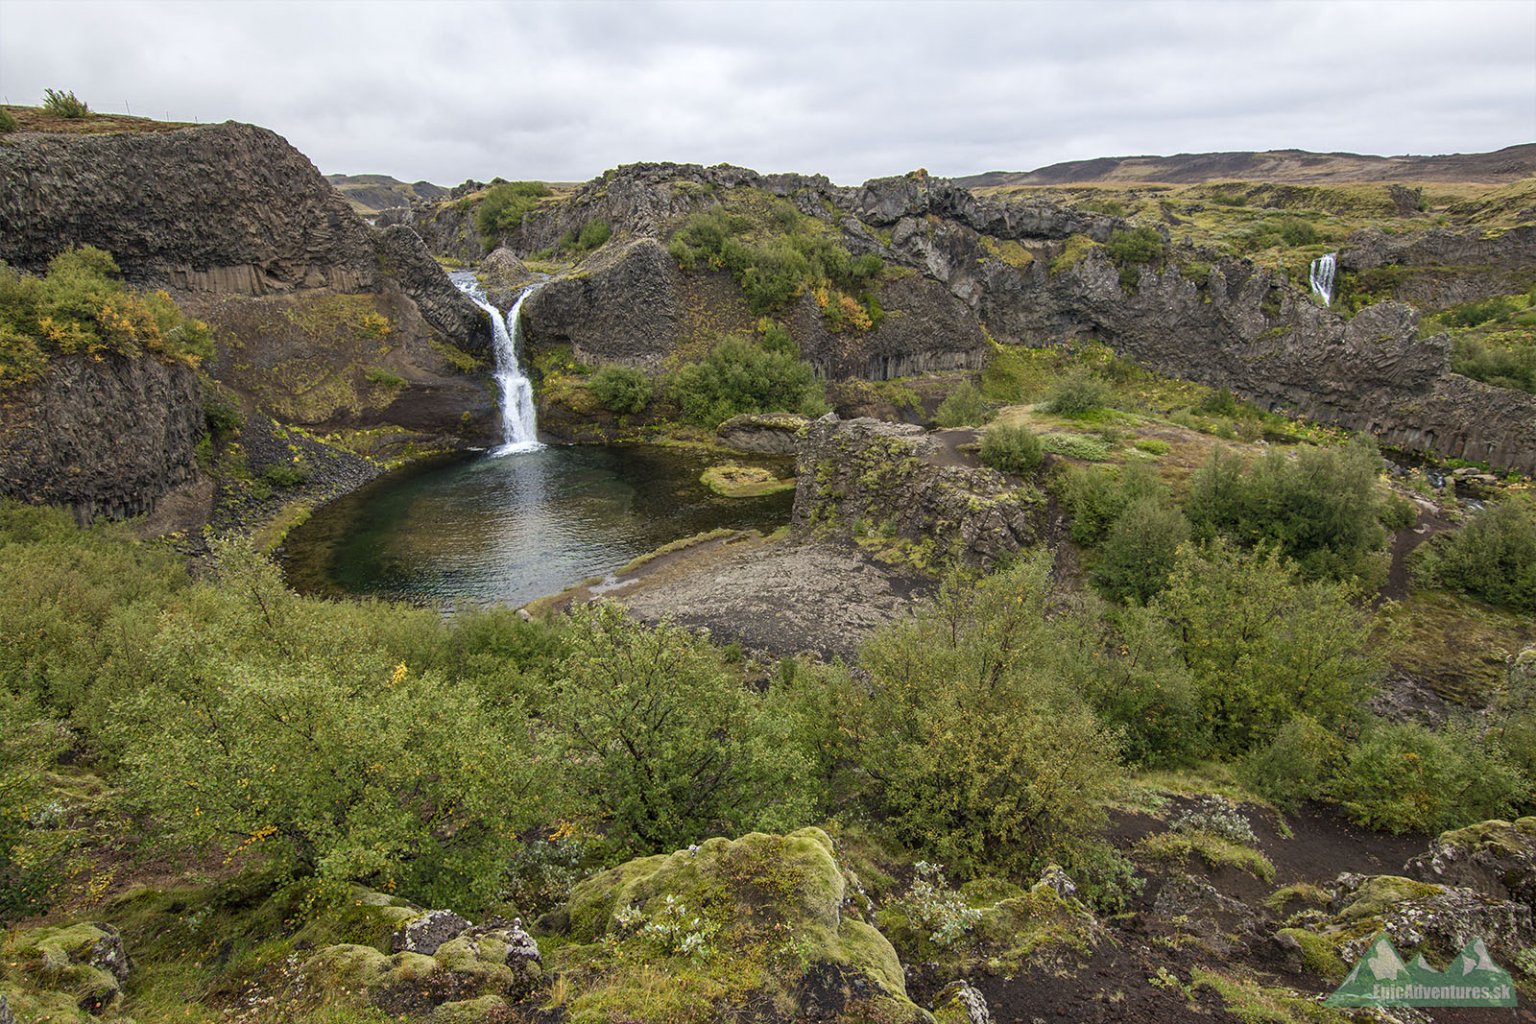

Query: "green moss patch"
left=547, top=827, right=925, bottom=1023
left=700, top=463, right=796, bottom=497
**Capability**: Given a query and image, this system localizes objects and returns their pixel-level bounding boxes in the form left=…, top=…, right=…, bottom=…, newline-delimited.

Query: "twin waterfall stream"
left=451, top=272, right=543, bottom=454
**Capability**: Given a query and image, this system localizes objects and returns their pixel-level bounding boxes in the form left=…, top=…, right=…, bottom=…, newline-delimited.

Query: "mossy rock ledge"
left=298, top=900, right=542, bottom=1020
left=542, top=826, right=931, bottom=1023
left=0, top=922, right=130, bottom=1021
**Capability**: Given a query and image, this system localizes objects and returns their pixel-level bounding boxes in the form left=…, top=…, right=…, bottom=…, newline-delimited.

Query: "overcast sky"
left=2, top=0, right=1532, bottom=185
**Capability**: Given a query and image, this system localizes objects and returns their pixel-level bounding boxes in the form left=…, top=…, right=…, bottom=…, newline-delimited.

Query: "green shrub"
left=1451, top=334, right=1536, bottom=394
left=1102, top=225, right=1164, bottom=291
left=840, top=552, right=1123, bottom=878
left=0, top=247, right=213, bottom=387
left=1442, top=296, right=1517, bottom=329
left=1239, top=714, right=1341, bottom=810
left=260, top=460, right=312, bottom=488
left=203, top=392, right=243, bottom=435
left=1331, top=720, right=1526, bottom=834
left=547, top=602, right=816, bottom=853
left=1043, top=367, right=1111, bottom=415
left=589, top=365, right=652, bottom=415
left=0, top=108, right=15, bottom=133
left=474, top=181, right=551, bottom=240
left=1057, top=462, right=1167, bottom=546
left=0, top=693, right=69, bottom=923
left=363, top=366, right=405, bottom=390
left=979, top=423, right=1044, bottom=476
left=934, top=380, right=993, bottom=427
left=1411, top=494, right=1536, bottom=612
left=668, top=202, right=882, bottom=314
left=1185, top=442, right=1389, bottom=584
left=42, top=88, right=89, bottom=118
left=1066, top=602, right=1202, bottom=769
left=110, top=538, right=548, bottom=906
left=575, top=218, right=612, bottom=252
left=668, top=333, right=825, bottom=427
left=1092, top=496, right=1189, bottom=604
left=1151, top=540, right=1379, bottom=757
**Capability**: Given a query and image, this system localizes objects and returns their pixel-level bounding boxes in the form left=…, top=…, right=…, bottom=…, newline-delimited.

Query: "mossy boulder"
left=1406, top=817, right=1536, bottom=909
left=716, top=412, right=810, bottom=455
left=0, top=922, right=128, bottom=1018
left=299, top=913, right=542, bottom=1018
left=547, top=826, right=930, bottom=1023
left=1280, top=873, right=1535, bottom=980
left=877, top=866, right=1099, bottom=982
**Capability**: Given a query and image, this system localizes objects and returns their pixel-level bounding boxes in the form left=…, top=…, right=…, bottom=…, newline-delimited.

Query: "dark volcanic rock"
left=1340, top=225, right=1536, bottom=308
left=0, top=122, right=375, bottom=291
left=521, top=238, right=683, bottom=367
left=793, top=416, right=1038, bottom=567
left=0, top=354, right=202, bottom=520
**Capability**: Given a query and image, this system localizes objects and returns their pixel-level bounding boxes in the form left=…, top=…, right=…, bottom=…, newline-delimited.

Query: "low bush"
left=1092, top=496, right=1189, bottom=604
left=589, top=365, right=652, bottom=415
left=0, top=108, right=15, bottom=133
left=1043, top=367, right=1111, bottom=415
left=42, top=88, right=89, bottom=118
left=1151, top=540, right=1379, bottom=757
left=1411, top=494, right=1536, bottom=612
left=1185, top=442, right=1389, bottom=583
left=1102, top=225, right=1165, bottom=291
left=547, top=602, right=816, bottom=854
left=474, top=181, right=551, bottom=240
left=0, top=247, right=213, bottom=386
left=668, top=332, right=825, bottom=427
left=1451, top=334, right=1536, bottom=394
left=1239, top=714, right=1341, bottom=810
left=1330, top=720, right=1527, bottom=834
left=839, top=552, right=1124, bottom=878
left=668, top=201, right=883, bottom=315
left=979, top=423, right=1044, bottom=476
left=1057, top=462, right=1168, bottom=546
left=933, top=380, right=993, bottom=427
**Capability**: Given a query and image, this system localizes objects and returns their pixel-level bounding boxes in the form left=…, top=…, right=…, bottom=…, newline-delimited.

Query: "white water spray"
left=451, top=273, right=544, bottom=455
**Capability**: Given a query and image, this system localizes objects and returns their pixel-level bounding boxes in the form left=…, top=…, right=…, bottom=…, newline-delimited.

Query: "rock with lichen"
left=1279, top=873, right=1534, bottom=976
left=299, top=913, right=542, bottom=1018
left=0, top=922, right=130, bottom=1020
left=544, top=827, right=930, bottom=1023
left=1405, top=817, right=1536, bottom=910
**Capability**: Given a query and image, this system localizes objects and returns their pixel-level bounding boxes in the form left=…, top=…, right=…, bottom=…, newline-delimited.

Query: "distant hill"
left=956, top=144, right=1536, bottom=188
left=326, top=173, right=448, bottom=216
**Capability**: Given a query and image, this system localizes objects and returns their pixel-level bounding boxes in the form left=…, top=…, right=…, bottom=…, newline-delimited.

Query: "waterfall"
left=451, top=273, right=544, bottom=455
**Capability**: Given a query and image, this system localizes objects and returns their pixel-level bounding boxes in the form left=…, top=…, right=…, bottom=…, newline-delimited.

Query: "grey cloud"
left=1, top=0, right=1530, bottom=186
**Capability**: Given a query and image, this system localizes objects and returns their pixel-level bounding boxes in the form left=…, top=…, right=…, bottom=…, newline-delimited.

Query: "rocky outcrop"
left=301, top=903, right=542, bottom=1019
left=0, top=119, right=499, bottom=523
left=0, top=354, right=202, bottom=520
left=1341, top=225, right=1536, bottom=308
left=717, top=413, right=810, bottom=454
left=545, top=827, right=929, bottom=1024
left=477, top=246, right=537, bottom=308
left=522, top=238, right=684, bottom=367
left=398, top=158, right=1536, bottom=473
left=793, top=416, right=1039, bottom=567
left=1, top=123, right=376, bottom=292
left=1406, top=818, right=1536, bottom=910
left=2, top=922, right=131, bottom=1018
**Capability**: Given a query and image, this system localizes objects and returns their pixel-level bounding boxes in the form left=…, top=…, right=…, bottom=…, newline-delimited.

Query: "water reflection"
left=280, top=445, right=793, bottom=608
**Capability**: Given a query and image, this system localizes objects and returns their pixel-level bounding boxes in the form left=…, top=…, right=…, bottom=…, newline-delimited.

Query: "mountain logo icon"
left=1327, top=933, right=1518, bottom=1007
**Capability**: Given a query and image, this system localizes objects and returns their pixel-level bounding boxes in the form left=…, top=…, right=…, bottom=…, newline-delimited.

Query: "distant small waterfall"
left=451, top=273, right=544, bottom=455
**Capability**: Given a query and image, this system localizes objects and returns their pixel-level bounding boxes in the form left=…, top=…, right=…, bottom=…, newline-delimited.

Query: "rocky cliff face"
left=406, top=159, right=1536, bottom=474
left=0, top=354, right=201, bottom=520
left=793, top=416, right=1039, bottom=567
left=0, top=121, right=497, bottom=520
